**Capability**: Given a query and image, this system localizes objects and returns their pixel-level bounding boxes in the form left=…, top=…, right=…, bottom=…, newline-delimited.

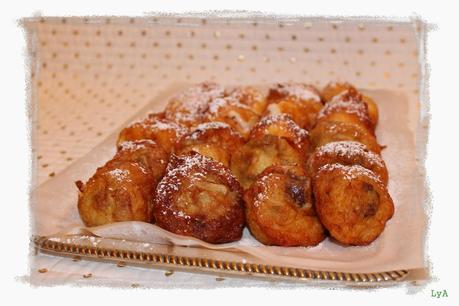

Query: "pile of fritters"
left=77, top=81, right=394, bottom=246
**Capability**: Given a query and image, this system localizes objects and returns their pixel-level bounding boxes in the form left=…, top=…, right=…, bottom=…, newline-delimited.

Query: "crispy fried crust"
left=206, top=96, right=260, bottom=139
left=77, top=161, right=156, bottom=227
left=174, top=122, right=245, bottom=167
left=317, top=93, right=374, bottom=133
left=322, top=82, right=378, bottom=126
left=226, top=86, right=268, bottom=115
left=153, top=153, right=245, bottom=243
left=308, top=141, right=388, bottom=185
left=267, top=82, right=322, bottom=104
left=264, top=98, right=323, bottom=130
left=309, top=121, right=381, bottom=154
left=244, top=165, right=326, bottom=246
left=362, top=95, right=379, bottom=127
left=313, top=164, right=394, bottom=245
left=115, top=140, right=168, bottom=184
left=164, top=82, right=226, bottom=127
left=266, top=83, right=323, bottom=130
left=117, top=115, right=188, bottom=154
left=250, top=114, right=310, bottom=155
left=321, top=82, right=356, bottom=102
left=231, top=135, right=307, bottom=190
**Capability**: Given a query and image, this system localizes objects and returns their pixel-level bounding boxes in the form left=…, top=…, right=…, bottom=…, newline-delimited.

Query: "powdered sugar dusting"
left=316, top=141, right=384, bottom=167
left=318, top=99, right=369, bottom=122
left=156, top=154, right=233, bottom=200
left=108, top=168, right=130, bottom=182
left=118, top=139, right=156, bottom=151
left=272, top=83, right=321, bottom=102
left=185, top=122, right=234, bottom=140
left=318, top=163, right=382, bottom=183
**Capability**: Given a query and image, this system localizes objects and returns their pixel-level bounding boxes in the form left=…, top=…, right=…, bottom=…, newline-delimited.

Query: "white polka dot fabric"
left=23, top=16, right=421, bottom=186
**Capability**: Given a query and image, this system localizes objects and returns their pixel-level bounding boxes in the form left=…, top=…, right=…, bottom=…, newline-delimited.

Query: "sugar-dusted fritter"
left=313, top=164, right=394, bottom=245
left=174, top=122, right=245, bottom=167
left=164, top=82, right=226, bottom=127
left=307, top=141, right=388, bottom=185
left=249, top=114, right=310, bottom=156
left=309, top=120, right=381, bottom=154
left=153, top=153, right=245, bottom=244
left=231, top=137, right=307, bottom=190
left=321, top=81, right=357, bottom=102
left=316, top=92, right=374, bottom=133
left=267, top=82, right=323, bottom=104
left=117, top=113, right=188, bottom=154
left=244, top=165, right=326, bottom=246
left=266, top=83, right=323, bottom=130
left=264, top=99, right=323, bottom=131
left=76, top=161, right=156, bottom=227
left=226, top=86, right=268, bottom=115
left=321, top=82, right=379, bottom=126
left=362, top=95, right=379, bottom=127
left=206, top=96, right=260, bottom=139
left=115, top=139, right=168, bottom=183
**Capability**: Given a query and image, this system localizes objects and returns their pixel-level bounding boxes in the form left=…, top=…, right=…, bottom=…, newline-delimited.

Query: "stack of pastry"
left=76, top=82, right=394, bottom=246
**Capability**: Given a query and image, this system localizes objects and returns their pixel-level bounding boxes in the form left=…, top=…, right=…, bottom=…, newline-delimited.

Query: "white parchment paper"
left=31, top=85, right=427, bottom=273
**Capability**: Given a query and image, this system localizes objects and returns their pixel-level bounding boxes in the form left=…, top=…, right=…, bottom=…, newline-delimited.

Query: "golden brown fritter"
left=244, top=165, right=326, bottom=246
left=231, top=135, right=307, bottom=190
left=321, top=82, right=379, bottom=126
left=115, top=139, right=169, bottom=184
left=321, top=81, right=357, bottom=102
left=164, top=82, right=226, bottom=127
left=249, top=114, right=310, bottom=156
left=266, top=83, right=323, bottom=130
left=117, top=114, right=188, bottom=154
left=206, top=96, right=260, bottom=139
left=264, top=99, right=323, bottom=130
left=309, top=120, right=381, bottom=154
left=362, top=95, right=379, bottom=127
left=308, top=141, right=388, bottom=185
left=174, top=122, right=244, bottom=167
left=316, top=93, right=374, bottom=133
left=76, top=161, right=156, bottom=227
left=313, top=164, right=394, bottom=245
left=226, top=86, right=268, bottom=115
left=267, top=82, right=322, bottom=104
left=153, top=153, right=245, bottom=244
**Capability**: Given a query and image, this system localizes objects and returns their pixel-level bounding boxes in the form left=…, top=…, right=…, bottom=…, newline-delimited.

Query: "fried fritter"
left=267, top=82, right=322, bottom=104
left=313, top=164, right=394, bottom=245
left=231, top=135, right=307, bottom=190
left=164, top=82, right=226, bottom=127
left=244, top=165, right=326, bottom=246
left=264, top=99, right=323, bottom=130
left=117, top=114, right=188, bottom=154
left=362, top=95, right=379, bottom=127
left=226, top=86, right=268, bottom=115
left=309, top=121, right=381, bottom=154
left=307, top=141, right=388, bottom=185
left=321, top=81, right=357, bottom=102
left=249, top=114, right=310, bottom=155
left=266, top=83, right=323, bottom=130
left=206, top=96, right=260, bottom=139
left=76, top=161, right=156, bottom=227
left=115, top=139, right=168, bottom=183
left=321, top=82, right=379, bottom=126
left=153, top=153, right=245, bottom=244
left=316, top=93, right=374, bottom=133
left=174, top=122, right=245, bottom=167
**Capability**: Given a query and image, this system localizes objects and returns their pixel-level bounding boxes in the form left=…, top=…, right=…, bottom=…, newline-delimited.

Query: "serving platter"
left=31, top=84, right=426, bottom=285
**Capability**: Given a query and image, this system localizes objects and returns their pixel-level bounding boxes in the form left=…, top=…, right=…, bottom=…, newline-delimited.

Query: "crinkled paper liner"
left=32, top=84, right=427, bottom=275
